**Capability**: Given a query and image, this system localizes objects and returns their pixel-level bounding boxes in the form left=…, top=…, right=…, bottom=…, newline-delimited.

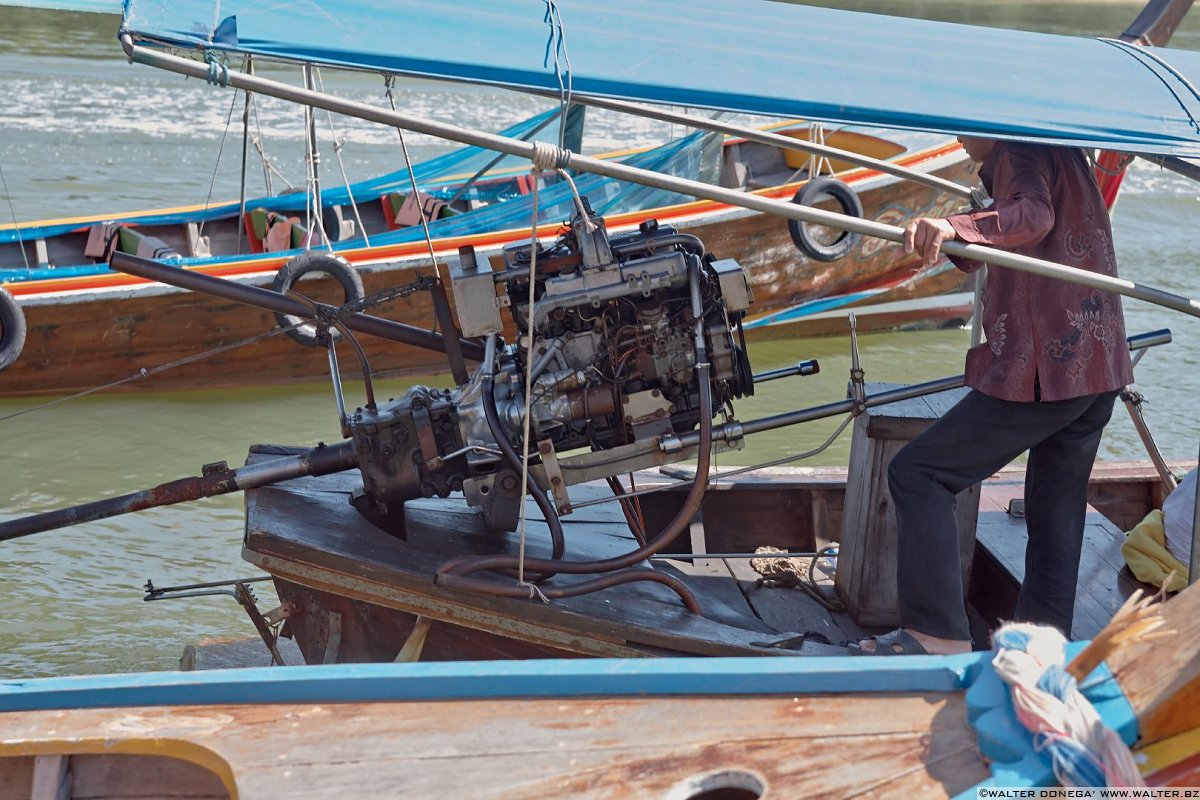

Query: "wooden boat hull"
left=0, top=143, right=971, bottom=396
left=0, top=643, right=1179, bottom=799
left=241, top=455, right=1169, bottom=667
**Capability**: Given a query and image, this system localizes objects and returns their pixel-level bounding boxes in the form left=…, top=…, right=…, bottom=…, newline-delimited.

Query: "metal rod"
left=108, top=250, right=485, bottom=361
left=518, top=93, right=973, bottom=199
left=120, top=38, right=1200, bottom=322
left=0, top=442, right=358, bottom=541
left=667, top=328, right=1173, bottom=452
left=753, top=359, right=819, bottom=384
left=1121, top=389, right=1178, bottom=494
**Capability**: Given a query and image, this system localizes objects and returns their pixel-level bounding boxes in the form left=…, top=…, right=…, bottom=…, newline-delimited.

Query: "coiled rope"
left=991, top=622, right=1144, bottom=788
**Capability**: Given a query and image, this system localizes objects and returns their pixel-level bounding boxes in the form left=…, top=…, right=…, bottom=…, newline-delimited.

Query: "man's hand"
left=903, top=217, right=957, bottom=268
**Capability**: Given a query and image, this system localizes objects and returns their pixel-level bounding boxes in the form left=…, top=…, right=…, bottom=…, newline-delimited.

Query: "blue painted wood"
left=0, top=652, right=981, bottom=713
left=956, top=641, right=1140, bottom=798
left=0, top=646, right=1142, bottom=796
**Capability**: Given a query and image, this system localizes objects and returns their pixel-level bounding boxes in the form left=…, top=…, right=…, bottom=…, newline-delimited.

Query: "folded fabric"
left=1122, top=509, right=1187, bottom=593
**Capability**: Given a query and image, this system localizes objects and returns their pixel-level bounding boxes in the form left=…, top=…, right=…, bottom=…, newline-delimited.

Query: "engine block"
left=347, top=202, right=754, bottom=533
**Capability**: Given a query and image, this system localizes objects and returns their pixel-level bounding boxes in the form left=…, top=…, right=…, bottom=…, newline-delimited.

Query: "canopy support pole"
left=119, top=36, right=1200, bottom=321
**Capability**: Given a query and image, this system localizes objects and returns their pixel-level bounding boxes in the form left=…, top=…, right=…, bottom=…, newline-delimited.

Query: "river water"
left=1, top=2, right=1199, bottom=678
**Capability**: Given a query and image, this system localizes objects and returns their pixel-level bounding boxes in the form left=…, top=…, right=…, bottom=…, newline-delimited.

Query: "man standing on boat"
left=852, top=136, right=1134, bottom=656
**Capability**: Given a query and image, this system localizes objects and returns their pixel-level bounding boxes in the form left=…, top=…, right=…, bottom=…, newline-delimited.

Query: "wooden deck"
left=971, top=478, right=1153, bottom=641
left=243, top=448, right=1164, bottom=663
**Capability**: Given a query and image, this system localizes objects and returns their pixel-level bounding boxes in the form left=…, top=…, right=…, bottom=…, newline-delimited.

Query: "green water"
left=1, top=3, right=1200, bottom=677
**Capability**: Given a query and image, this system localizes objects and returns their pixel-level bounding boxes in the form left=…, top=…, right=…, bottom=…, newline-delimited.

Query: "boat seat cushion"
left=383, top=191, right=451, bottom=230
left=112, top=226, right=181, bottom=260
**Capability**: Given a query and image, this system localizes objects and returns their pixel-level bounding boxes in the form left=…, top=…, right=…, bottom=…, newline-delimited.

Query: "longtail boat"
left=2, top=0, right=1200, bottom=797
left=0, top=97, right=971, bottom=397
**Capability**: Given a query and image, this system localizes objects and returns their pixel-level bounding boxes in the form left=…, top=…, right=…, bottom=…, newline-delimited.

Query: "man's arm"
left=904, top=145, right=1056, bottom=270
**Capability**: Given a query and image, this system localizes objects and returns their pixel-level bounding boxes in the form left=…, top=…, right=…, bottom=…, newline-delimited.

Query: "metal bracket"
left=143, top=575, right=289, bottom=666
left=538, top=438, right=572, bottom=515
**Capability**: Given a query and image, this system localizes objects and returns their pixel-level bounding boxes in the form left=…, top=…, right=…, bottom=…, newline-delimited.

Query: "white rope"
left=315, top=68, right=369, bottom=248
left=515, top=167, right=543, bottom=588
left=384, top=76, right=442, bottom=281
left=991, top=623, right=1144, bottom=788
left=529, top=141, right=596, bottom=232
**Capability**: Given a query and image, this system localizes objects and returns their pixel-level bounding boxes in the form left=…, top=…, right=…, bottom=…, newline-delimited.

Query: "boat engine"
left=348, top=201, right=755, bottom=533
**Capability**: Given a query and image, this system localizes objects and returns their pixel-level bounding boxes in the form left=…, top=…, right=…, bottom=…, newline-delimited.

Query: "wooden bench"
left=969, top=479, right=1153, bottom=641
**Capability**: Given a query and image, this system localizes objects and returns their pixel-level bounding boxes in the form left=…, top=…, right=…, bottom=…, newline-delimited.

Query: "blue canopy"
left=120, top=0, right=1200, bottom=157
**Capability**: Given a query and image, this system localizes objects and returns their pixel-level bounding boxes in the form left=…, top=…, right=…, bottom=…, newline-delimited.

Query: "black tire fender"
left=0, top=287, right=26, bottom=373
left=787, top=177, right=864, bottom=263
left=270, top=251, right=365, bottom=347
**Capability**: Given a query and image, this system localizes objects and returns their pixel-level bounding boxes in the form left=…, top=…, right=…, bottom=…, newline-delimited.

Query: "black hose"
left=480, top=371, right=566, bottom=564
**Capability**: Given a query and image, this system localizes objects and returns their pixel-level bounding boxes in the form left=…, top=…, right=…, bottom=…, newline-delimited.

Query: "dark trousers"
left=888, top=388, right=1119, bottom=640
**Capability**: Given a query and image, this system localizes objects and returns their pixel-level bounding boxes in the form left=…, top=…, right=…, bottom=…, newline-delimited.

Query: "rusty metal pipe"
left=108, top=251, right=484, bottom=361
left=0, top=442, right=358, bottom=542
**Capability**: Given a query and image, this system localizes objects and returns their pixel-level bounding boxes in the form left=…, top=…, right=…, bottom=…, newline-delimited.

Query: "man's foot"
left=851, top=628, right=971, bottom=656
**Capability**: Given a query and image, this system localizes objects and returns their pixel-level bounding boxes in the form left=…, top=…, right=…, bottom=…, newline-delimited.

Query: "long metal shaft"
left=121, top=37, right=1200, bottom=321
left=668, top=328, right=1173, bottom=451
left=108, top=251, right=485, bottom=361
left=0, top=442, right=358, bottom=542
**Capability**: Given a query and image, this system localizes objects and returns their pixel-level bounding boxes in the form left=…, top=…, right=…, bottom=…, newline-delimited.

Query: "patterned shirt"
left=946, top=142, right=1133, bottom=402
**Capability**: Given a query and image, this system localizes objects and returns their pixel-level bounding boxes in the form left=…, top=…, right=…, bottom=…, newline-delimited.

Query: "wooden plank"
left=246, top=480, right=792, bottom=658
left=0, top=757, right=32, bottom=800
left=0, top=692, right=988, bottom=800
left=69, top=754, right=228, bottom=799
left=723, top=557, right=845, bottom=646
left=30, top=755, right=67, bottom=800
left=971, top=484, right=1151, bottom=640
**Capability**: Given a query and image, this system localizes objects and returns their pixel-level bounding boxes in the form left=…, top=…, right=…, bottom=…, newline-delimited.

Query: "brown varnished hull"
left=2, top=157, right=973, bottom=397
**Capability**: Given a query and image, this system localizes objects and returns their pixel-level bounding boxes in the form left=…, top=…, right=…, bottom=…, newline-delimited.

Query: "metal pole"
left=0, top=442, right=358, bottom=542
left=120, top=38, right=1200, bottom=322
left=520, top=93, right=973, bottom=200
left=666, top=329, right=1173, bottom=451
left=108, top=250, right=485, bottom=361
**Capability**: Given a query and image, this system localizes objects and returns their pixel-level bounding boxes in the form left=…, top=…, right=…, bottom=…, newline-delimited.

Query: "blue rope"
left=205, top=51, right=230, bottom=88
left=1035, top=665, right=1107, bottom=787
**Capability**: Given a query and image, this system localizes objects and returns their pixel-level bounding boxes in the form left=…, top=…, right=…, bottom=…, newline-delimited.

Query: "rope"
left=383, top=76, right=442, bottom=281
left=0, top=277, right=431, bottom=425
left=204, top=51, right=230, bottom=88
left=515, top=169, right=543, bottom=587
left=990, top=623, right=1145, bottom=789
left=0, top=320, right=306, bottom=424
left=0, top=157, right=30, bottom=272
left=315, top=69, right=370, bottom=248
left=529, top=141, right=595, bottom=232
left=542, top=0, right=575, bottom=150
left=197, top=80, right=242, bottom=242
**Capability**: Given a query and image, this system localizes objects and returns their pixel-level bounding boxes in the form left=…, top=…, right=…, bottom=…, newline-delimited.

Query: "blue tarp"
left=120, top=0, right=1200, bottom=157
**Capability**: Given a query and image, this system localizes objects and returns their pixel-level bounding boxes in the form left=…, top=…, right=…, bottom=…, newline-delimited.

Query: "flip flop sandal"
left=847, top=629, right=930, bottom=656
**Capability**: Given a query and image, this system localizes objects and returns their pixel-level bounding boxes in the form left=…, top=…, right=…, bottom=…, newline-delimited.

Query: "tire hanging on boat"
left=271, top=250, right=365, bottom=347
left=0, top=287, right=26, bottom=372
left=787, top=177, right=864, bottom=263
